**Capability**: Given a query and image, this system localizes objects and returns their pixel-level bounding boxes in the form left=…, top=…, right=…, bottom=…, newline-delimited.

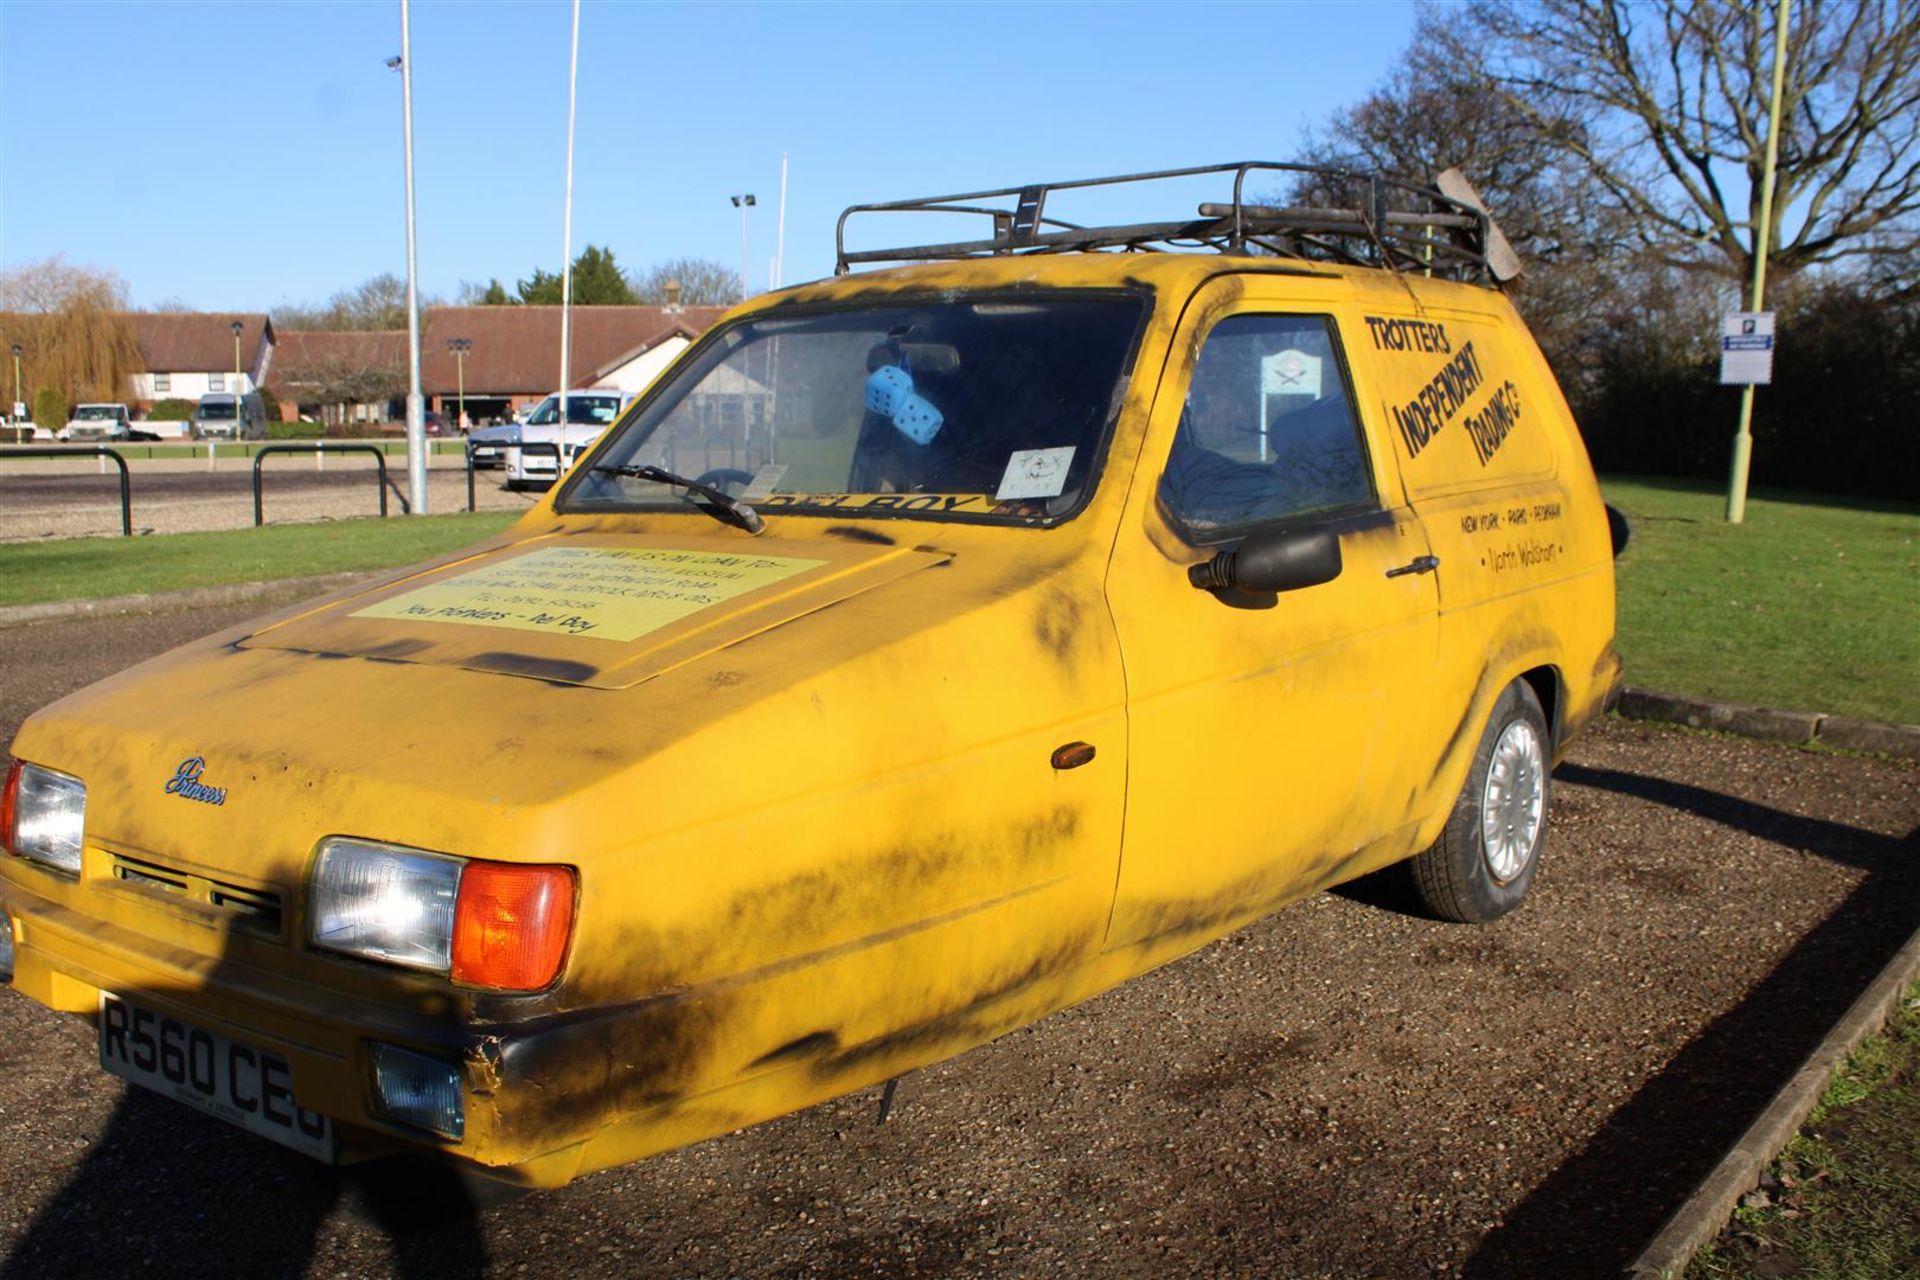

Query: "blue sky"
left=0, top=0, right=1416, bottom=311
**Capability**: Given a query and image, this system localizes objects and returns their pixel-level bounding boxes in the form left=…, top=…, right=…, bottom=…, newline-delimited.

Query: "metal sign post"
left=1725, top=0, right=1792, bottom=525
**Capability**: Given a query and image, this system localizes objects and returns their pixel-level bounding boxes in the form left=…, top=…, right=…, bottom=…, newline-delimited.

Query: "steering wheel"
left=693, top=468, right=757, bottom=497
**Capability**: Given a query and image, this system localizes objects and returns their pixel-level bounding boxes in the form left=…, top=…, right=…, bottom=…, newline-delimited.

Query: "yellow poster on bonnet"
left=353, top=546, right=825, bottom=642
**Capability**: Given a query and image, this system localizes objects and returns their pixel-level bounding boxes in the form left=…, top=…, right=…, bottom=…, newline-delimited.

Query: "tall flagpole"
left=557, top=0, right=580, bottom=466
left=774, top=152, right=789, bottom=289
left=399, top=0, right=427, bottom=513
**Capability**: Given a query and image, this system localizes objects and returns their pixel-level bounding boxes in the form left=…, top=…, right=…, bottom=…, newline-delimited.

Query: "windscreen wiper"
left=589, top=464, right=765, bottom=535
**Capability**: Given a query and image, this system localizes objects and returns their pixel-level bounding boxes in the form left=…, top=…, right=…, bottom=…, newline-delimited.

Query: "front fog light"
left=0, top=914, right=13, bottom=983
left=370, top=1042, right=465, bottom=1140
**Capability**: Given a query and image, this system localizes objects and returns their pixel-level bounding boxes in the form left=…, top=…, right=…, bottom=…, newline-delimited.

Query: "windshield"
left=527, top=394, right=622, bottom=426
left=75, top=406, right=120, bottom=420
left=197, top=402, right=236, bottom=420
left=562, top=294, right=1145, bottom=525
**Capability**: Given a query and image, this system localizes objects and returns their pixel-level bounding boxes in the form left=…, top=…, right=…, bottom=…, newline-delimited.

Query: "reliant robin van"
left=1, top=163, right=1621, bottom=1189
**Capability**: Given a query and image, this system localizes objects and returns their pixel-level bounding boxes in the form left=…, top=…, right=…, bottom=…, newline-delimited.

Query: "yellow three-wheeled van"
left=2, top=164, right=1620, bottom=1188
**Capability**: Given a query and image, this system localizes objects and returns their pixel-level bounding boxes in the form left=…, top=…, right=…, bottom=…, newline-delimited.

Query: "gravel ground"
left=0, top=603, right=1914, bottom=1280
left=0, top=456, right=535, bottom=541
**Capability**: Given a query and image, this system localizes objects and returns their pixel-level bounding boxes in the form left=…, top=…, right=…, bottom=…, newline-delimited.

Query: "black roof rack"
left=835, top=161, right=1520, bottom=285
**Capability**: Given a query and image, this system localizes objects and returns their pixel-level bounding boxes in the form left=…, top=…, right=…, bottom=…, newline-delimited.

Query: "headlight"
left=309, top=839, right=461, bottom=972
left=3, top=760, right=87, bottom=876
left=309, top=838, right=574, bottom=990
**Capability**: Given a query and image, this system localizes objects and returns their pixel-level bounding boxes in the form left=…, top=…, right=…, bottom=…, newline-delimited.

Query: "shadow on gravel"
left=0, top=915, right=490, bottom=1280
left=0, top=1088, right=487, bottom=1279
left=1462, top=764, right=1920, bottom=1280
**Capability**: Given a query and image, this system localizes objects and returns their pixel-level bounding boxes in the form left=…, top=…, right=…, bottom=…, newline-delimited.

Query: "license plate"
left=98, top=993, right=336, bottom=1162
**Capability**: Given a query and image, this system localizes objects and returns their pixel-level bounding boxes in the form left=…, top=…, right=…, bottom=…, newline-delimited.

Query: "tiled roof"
left=268, top=331, right=410, bottom=390
left=420, top=306, right=728, bottom=394
left=130, top=313, right=273, bottom=373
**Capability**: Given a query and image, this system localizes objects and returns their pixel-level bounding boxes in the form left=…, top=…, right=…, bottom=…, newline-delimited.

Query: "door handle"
left=1385, top=555, right=1440, bottom=579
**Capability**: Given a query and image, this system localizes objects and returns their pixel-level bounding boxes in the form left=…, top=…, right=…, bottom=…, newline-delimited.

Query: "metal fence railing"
left=1, top=446, right=133, bottom=536
left=465, top=440, right=563, bottom=512
left=252, top=444, right=409, bottom=526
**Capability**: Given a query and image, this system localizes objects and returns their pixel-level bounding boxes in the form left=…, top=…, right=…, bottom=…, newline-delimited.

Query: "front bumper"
left=0, top=872, right=598, bottom=1187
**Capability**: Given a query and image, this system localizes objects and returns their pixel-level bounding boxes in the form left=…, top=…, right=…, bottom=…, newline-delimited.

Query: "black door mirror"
left=1189, top=526, right=1343, bottom=594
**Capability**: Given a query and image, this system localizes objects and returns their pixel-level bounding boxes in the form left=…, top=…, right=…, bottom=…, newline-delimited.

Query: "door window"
left=1159, top=314, right=1373, bottom=539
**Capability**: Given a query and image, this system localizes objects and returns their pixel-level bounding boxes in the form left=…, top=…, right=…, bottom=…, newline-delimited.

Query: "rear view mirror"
left=1189, top=526, right=1342, bottom=594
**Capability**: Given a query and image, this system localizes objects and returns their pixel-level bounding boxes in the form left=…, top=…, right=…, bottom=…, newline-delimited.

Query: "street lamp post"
left=9, top=343, right=22, bottom=427
left=447, top=338, right=471, bottom=430
left=730, top=194, right=756, bottom=300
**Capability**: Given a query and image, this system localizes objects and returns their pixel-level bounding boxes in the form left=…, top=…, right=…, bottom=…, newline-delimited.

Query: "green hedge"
left=147, top=398, right=198, bottom=421
left=33, top=388, right=67, bottom=431
left=267, top=420, right=326, bottom=439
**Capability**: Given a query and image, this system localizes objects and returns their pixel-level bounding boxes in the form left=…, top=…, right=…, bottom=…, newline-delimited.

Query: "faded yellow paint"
left=1, top=249, right=1617, bottom=1188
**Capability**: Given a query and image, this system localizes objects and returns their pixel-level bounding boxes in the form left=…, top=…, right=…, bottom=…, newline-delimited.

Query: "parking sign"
left=1720, top=312, right=1775, bottom=385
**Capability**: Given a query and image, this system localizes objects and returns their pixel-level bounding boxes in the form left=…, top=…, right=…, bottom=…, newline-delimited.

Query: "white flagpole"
left=774, top=152, right=790, bottom=289
left=557, top=0, right=580, bottom=468
left=399, top=0, right=426, bottom=513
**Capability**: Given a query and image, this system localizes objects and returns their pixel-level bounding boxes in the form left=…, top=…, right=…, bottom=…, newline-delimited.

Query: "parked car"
left=62, top=403, right=134, bottom=443
left=503, top=391, right=629, bottom=490
left=0, top=164, right=1622, bottom=1192
left=190, top=391, right=269, bottom=441
left=465, top=421, right=520, bottom=470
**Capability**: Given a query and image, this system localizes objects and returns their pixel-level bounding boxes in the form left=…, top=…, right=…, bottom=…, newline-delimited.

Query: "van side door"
left=1103, top=274, right=1442, bottom=953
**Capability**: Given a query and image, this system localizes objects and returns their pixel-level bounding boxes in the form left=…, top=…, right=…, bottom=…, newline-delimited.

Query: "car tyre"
left=1410, top=678, right=1551, bottom=923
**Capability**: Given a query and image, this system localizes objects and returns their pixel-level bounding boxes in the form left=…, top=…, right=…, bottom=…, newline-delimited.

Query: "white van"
left=191, top=392, right=270, bottom=441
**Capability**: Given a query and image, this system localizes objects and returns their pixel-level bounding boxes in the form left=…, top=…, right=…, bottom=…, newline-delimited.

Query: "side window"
left=1159, top=314, right=1374, bottom=539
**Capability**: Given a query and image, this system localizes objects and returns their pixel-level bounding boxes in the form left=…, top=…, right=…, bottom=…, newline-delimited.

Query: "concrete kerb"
left=0, top=570, right=384, bottom=632
left=1626, top=924, right=1920, bottom=1280
left=1616, top=686, right=1920, bottom=762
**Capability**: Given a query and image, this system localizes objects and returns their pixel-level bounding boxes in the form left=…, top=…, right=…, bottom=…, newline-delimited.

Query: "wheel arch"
left=1516, top=664, right=1563, bottom=752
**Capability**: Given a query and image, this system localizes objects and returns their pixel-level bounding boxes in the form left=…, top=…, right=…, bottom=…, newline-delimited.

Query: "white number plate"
left=98, top=992, right=336, bottom=1162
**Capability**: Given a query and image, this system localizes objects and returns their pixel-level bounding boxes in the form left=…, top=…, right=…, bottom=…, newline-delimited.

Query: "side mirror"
left=1605, top=503, right=1631, bottom=559
left=1189, top=526, right=1343, bottom=594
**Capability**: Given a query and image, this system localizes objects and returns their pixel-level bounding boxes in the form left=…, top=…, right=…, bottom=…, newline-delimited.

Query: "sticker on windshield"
left=351, top=547, right=825, bottom=642
left=741, top=463, right=788, bottom=501
left=1260, top=349, right=1322, bottom=398
left=994, top=447, right=1076, bottom=501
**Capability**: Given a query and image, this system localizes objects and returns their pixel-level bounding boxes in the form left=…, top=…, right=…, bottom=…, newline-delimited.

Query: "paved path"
left=0, top=601, right=1914, bottom=1279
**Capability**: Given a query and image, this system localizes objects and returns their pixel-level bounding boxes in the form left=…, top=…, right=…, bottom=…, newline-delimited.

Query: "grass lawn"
left=0, top=511, right=518, bottom=607
left=1688, top=981, right=1920, bottom=1280
left=1603, top=476, right=1920, bottom=725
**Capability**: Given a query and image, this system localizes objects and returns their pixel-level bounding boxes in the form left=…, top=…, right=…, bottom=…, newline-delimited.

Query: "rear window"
left=528, top=395, right=622, bottom=426
left=560, top=293, right=1146, bottom=526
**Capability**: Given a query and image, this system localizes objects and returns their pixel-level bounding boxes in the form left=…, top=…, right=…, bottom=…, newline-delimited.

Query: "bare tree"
left=0, top=255, right=130, bottom=314
left=265, top=335, right=406, bottom=426
left=1469, top=0, right=1920, bottom=287
left=629, top=257, right=743, bottom=306
left=276, top=272, right=431, bottom=330
left=1292, top=10, right=1662, bottom=393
